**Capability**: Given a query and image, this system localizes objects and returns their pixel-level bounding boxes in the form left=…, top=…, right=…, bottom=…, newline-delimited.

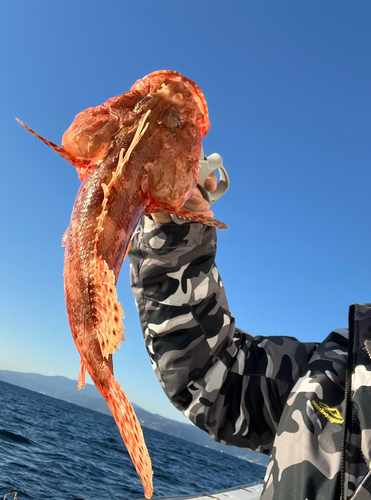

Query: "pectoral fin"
left=145, top=201, right=228, bottom=229
left=171, top=208, right=228, bottom=229
left=91, top=255, right=125, bottom=359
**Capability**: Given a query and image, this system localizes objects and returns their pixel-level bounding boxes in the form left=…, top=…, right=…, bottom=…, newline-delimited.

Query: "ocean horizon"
left=0, top=380, right=265, bottom=500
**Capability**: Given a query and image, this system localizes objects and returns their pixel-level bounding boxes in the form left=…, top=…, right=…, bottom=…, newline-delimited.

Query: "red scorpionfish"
left=18, top=70, right=227, bottom=498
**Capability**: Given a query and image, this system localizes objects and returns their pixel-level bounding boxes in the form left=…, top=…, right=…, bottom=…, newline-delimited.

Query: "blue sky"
left=1, top=1, right=370, bottom=424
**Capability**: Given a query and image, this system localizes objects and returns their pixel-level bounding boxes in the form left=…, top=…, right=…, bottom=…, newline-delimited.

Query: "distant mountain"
left=0, top=369, right=269, bottom=466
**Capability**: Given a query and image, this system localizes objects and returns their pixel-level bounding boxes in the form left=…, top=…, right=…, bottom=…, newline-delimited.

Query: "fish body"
left=17, top=70, right=227, bottom=499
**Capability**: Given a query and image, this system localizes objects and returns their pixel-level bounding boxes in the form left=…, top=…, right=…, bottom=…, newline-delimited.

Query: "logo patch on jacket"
left=312, top=400, right=344, bottom=424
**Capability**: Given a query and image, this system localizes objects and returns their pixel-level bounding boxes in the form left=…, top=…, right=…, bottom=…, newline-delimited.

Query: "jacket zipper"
left=340, top=305, right=355, bottom=500
left=364, top=340, right=371, bottom=361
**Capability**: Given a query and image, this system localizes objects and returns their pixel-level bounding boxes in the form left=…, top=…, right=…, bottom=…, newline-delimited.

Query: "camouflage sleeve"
left=129, top=216, right=318, bottom=454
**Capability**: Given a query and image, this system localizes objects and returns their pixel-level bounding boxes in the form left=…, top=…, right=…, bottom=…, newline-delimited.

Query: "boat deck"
left=154, top=483, right=263, bottom=500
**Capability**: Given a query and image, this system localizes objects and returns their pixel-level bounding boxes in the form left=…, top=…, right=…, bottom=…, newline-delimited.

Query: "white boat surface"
left=2, top=482, right=264, bottom=500
left=152, top=482, right=263, bottom=500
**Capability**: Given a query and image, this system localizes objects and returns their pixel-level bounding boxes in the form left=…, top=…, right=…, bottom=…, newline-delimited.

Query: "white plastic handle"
left=170, top=146, right=229, bottom=224
left=197, top=148, right=229, bottom=205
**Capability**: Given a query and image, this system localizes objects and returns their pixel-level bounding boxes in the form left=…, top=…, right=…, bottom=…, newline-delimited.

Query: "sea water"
left=0, top=381, right=265, bottom=500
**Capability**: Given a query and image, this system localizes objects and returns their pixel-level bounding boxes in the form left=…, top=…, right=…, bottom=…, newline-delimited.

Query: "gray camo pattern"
left=129, top=216, right=371, bottom=499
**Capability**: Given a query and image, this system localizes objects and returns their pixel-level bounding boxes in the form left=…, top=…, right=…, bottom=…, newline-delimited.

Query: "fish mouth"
left=130, top=70, right=210, bottom=138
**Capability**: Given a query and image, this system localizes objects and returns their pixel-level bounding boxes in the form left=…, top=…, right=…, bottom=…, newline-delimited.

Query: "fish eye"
left=157, top=110, right=181, bottom=132
left=134, top=95, right=152, bottom=113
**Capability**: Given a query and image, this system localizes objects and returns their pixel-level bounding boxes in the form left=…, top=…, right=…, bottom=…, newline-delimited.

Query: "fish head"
left=61, top=71, right=210, bottom=210
left=129, top=71, right=210, bottom=211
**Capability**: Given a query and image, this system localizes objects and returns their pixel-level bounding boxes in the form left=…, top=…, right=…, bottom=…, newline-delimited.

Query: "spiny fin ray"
left=16, top=118, right=95, bottom=180
left=61, top=227, right=69, bottom=247
left=93, top=109, right=152, bottom=248
left=90, top=256, right=125, bottom=359
left=145, top=201, right=228, bottom=230
left=174, top=208, right=228, bottom=229
left=78, top=358, right=87, bottom=390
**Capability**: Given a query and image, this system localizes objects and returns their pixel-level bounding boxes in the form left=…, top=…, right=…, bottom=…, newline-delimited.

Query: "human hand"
left=151, top=173, right=217, bottom=224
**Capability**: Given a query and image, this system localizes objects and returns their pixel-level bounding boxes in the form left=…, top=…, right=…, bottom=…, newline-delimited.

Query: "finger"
left=204, top=172, right=217, bottom=192
left=187, top=189, right=206, bottom=206
left=184, top=190, right=211, bottom=213
left=151, top=212, right=172, bottom=223
left=184, top=198, right=210, bottom=213
left=203, top=208, right=214, bottom=218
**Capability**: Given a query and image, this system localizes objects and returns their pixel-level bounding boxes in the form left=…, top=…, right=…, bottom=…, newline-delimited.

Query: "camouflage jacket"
left=129, top=216, right=371, bottom=500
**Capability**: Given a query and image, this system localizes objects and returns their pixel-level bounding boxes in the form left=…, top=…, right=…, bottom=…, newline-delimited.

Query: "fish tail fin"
left=105, top=370, right=153, bottom=499
left=16, top=118, right=91, bottom=180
